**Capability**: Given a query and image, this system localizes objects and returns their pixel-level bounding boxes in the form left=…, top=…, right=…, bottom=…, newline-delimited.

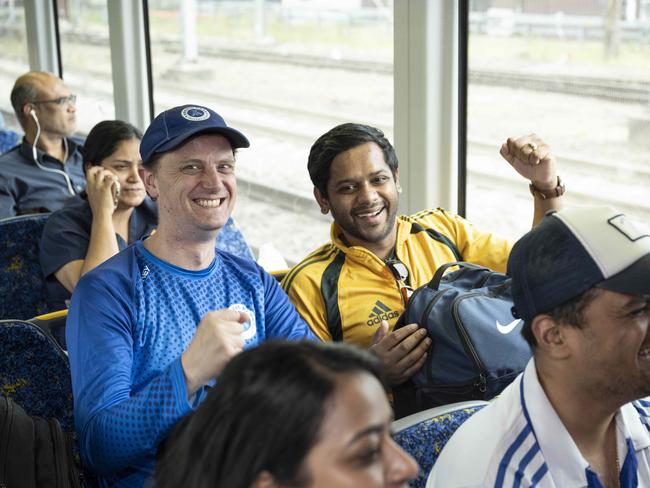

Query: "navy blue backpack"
left=395, top=262, right=532, bottom=415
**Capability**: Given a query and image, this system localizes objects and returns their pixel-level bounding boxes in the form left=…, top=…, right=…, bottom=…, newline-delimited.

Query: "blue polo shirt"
left=0, top=137, right=86, bottom=218
left=39, top=195, right=159, bottom=310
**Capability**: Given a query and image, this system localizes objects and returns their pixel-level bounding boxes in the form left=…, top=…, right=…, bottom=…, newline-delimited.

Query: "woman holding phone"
left=40, top=120, right=157, bottom=310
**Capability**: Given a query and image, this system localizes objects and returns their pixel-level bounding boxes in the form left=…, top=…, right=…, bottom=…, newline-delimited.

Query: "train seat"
left=216, top=217, right=255, bottom=261
left=0, top=128, right=20, bottom=154
left=0, top=213, right=51, bottom=320
left=392, top=400, right=488, bottom=488
left=0, top=318, right=74, bottom=433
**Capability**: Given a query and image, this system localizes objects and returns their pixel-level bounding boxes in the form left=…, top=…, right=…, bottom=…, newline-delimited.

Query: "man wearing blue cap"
left=66, top=105, right=314, bottom=487
left=428, top=206, right=650, bottom=487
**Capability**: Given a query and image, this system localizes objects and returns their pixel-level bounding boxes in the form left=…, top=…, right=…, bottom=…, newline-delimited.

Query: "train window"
left=0, top=3, right=29, bottom=129
left=56, top=0, right=115, bottom=132
left=465, top=0, right=650, bottom=239
left=147, top=0, right=393, bottom=264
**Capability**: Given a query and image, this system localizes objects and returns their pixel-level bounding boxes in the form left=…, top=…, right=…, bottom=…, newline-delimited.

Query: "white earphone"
left=28, top=106, right=76, bottom=196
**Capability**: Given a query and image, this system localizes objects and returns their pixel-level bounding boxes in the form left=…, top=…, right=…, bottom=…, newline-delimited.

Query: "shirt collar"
left=394, top=215, right=412, bottom=251
left=19, top=136, right=81, bottom=164
left=329, top=223, right=383, bottom=271
left=523, top=360, right=650, bottom=487
left=619, top=400, right=650, bottom=453
left=522, top=359, right=592, bottom=487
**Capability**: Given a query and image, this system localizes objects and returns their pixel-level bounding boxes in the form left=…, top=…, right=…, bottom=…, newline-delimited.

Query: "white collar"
left=522, top=360, right=589, bottom=486
left=618, top=400, right=650, bottom=454
left=521, top=360, right=650, bottom=487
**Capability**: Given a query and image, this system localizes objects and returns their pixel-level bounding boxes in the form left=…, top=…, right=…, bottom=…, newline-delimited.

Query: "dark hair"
left=155, top=340, right=386, bottom=488
left=308, top=123, right=398, bottom=197
left=82, top=120, right=142, bottom=171
left=11, top=74, right=40, bottom=128
left=516, top=225, right=604, bottom=347
left=522, top=287, right=602, bottom=347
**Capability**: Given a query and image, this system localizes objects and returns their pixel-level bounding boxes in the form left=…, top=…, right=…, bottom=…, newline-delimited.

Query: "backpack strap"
left=320, top=223, right=461, bottom=340
left=320, top=252, right=346, bottom=342
left=429, top=261, right=489, bottom=290
left=0, top=396, right=82, bottom=488
left=410, top=222, right=463, bottom=262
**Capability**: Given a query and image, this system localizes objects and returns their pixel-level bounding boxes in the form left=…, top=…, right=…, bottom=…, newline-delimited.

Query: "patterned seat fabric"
left=393, top=402, right=487, bottom=488
left=0, top=128, right=20, bottom=154
left=216, top=217, right=255, bottom=260
left=30, top=309, right=69, bottom=352
left=0, top=320, right=73, bottom=432
left=0, top=214, right=49, bottom=319
left=0, top=213, right=51, bottom=320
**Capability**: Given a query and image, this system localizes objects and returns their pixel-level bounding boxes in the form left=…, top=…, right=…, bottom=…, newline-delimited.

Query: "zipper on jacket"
left=0, top=396, right=14, bottom=485
left=451, top=292, right=489, bottom=392
left=385, top=262, right=412, bottom=306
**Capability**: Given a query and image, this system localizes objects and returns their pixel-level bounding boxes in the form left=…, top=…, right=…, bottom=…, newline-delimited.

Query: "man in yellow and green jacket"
left=282, top=123, right=563, bottom=385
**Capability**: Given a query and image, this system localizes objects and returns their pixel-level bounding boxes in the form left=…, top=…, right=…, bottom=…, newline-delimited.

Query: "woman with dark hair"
left=156, top=340, right=418, bottom=488
left=40, top=120, right=157, bottom=310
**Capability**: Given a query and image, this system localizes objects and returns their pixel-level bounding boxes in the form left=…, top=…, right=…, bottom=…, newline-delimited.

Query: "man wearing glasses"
left=0, top=71, right=85, bottom=218
left=282, top=123, right=563, bottom=386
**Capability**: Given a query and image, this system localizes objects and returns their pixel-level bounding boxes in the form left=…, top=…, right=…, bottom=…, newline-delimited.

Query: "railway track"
left=1, top=60, right=647, bottom=222
left=156, top=39, right=650, bottom=105
left=236, top=152, right=650, bottom=224
left=153, top=88, right=650, bottom=216
left=153, top=43, right=650, bottom=105
left=470, top=69, right=650, bottom=105
left=7, top=23, right=647, bottom=105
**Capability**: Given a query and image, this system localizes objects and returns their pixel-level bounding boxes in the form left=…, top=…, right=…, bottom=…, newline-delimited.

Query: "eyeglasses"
left=386, top=258, right=413, bottom=304
left=31, top=94, right=77, bottom=106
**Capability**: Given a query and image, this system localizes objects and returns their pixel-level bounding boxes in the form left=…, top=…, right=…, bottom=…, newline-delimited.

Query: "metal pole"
left=180, top=0, right=198, bottom=62
left=255, top=0, right=266, bottom=40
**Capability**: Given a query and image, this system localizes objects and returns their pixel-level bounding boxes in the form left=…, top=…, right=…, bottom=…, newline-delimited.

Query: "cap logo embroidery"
left=608, top=214, right=650, bottom=242
left=180, top=106, right=210, bottom=122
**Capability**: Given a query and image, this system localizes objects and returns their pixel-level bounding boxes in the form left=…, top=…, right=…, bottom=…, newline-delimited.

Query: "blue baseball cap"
left=140, top=104, right=250, bottom=164
left=508, top=206, right=650, bottom=322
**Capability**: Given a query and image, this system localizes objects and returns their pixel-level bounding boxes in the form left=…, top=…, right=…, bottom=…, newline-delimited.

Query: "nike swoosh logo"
left=496, top=319, right=522, bottom=334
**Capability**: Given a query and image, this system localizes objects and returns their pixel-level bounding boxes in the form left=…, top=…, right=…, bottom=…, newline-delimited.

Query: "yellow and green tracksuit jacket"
left=281, top=208, right=513, bottom=349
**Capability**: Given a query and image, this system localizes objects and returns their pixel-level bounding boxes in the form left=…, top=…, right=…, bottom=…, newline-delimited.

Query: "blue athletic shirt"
left=67, top=240, right=314, bottom=487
